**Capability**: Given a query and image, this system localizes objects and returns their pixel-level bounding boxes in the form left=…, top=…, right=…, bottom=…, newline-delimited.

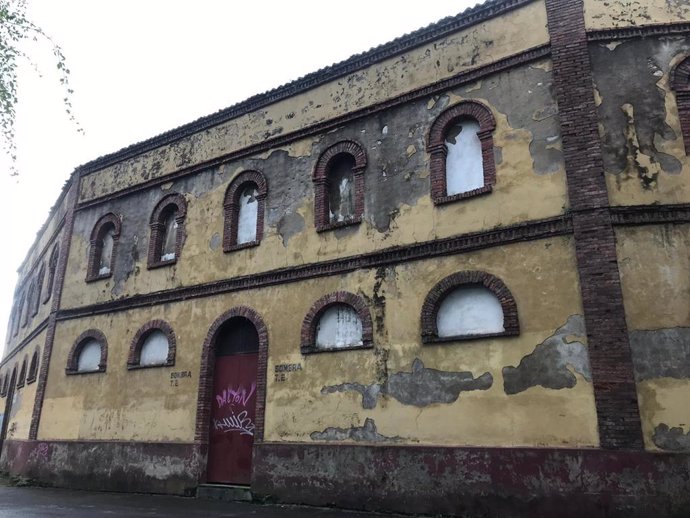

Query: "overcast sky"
left=0, top=0, right=477, bottom=350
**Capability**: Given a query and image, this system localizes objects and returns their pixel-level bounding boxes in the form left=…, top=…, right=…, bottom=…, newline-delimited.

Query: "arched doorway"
left=206, top=315, right=260, bottom=485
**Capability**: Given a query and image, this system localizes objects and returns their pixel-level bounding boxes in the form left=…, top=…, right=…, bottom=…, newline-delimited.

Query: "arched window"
left=223, top=170, right=267, bottom=252
left=148, top=193, right=187, bottom=268
left=671, top=55, right=690, bottom=154
left=421, top=271, right=519, bottom=343
left=44, top=245, right=59, bottom=304
left=66, top=329, right=108, bottom=375
left=28, top=278, right=39, bottom=318
left=17, top=355, right=27, bottom=388
left=18, top=291, right=28, bottom=329
left=301, top=291, right=373, bottom=354
left=427, top=100, right=497, bottom=204
left=35, top=264, right=45, bottom=314
left=27, top=348, right=39, bottom=384
left=0, top=374, right=4, bottom=397
left=128, top=320, right=176, bottom=369
left=0, top=371, right=8, bottom=396
left=86, top=213, right=121, bottom=281
left=313, top=140, right=367, bottom=232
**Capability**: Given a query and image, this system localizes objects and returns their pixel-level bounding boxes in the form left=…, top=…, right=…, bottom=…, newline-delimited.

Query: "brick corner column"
left=545, top=0, right=643, bottom=450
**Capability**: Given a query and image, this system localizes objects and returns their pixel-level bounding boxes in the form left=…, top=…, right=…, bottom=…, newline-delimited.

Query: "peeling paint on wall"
left=310, top=418, right=401, bottom=443
left=503, top=315, right=591, bottom=395
left=629, top=327, right=690, bottom=381
left=592, top=38, right=688, bottom=188
left=652, top=423, right=690, bottom=451
left=321, top=358, right=492, bottom=409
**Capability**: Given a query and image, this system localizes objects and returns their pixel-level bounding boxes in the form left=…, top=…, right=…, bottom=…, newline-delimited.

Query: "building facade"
left=1, top=0, right=690, bottom=515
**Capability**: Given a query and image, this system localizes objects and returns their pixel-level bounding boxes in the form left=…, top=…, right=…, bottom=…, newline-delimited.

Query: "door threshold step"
left=197, top=483, right=253, bottom=502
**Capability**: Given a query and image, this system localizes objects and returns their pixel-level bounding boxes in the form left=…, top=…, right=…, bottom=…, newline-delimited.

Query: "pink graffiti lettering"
left=213, top=410, right=255, bottom=436
left=215, top=382, right=255, bottom=409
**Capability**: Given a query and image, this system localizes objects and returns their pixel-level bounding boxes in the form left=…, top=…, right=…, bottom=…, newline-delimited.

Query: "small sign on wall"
left=170, top=370, right=192, bottom=387
left=274, top=363, right=302, bottom=382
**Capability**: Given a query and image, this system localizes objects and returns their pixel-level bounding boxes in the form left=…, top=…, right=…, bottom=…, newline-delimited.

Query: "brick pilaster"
left=545, top=0, right=643, bottom=449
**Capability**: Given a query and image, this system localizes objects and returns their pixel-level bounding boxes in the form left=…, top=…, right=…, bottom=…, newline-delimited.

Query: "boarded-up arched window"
left=427, top=101, right=497, bottom=205
left=148, top=194, right=187, bottom=269
left=66, top=329, right=108, bottom=375
left=301, top=292, right=373, bottom=354
left=86, top=213, right=121, bottom=282
left=128, top=320, right=176, bottom=369
left=313, top=141, right=367, bottom=232
left=223, top=171, right=267, bottom=252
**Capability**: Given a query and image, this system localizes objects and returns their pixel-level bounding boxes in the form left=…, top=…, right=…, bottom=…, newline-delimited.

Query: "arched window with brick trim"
left=148, top=193, right=187, bottom=269
left=421, top=271, right=519, bottom=344
left=223, top=170, right=267, bottom=252
left=313, top=140, right=367, bottom=232
left=27, top=348, right=39, bottom=384
left=86, top=213, right=122, bottom=281
left=44, top=244, right=59, bottom=304
left=301, top=291, right=373, bottom=354
left=128, top=320, right=176, bottom=369
left=672, top=56, right=690, bottom=154
left=66, top=329, right=108, bottom=375
left=427, top=100, right=497, bottom=205
left=17, top=355, right=27, bottom=389
left=34, top=264, right=45, bottom=314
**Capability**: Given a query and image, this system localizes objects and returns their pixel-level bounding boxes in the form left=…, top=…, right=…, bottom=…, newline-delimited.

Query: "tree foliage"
left=0, top=0, right=79, bottom=175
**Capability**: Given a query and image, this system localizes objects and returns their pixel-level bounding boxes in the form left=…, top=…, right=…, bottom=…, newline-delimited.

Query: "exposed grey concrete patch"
left=322, top=358, right=492, bottom=409
left=653, top=423, right=690, bottom=451
left=591, top=38, right=688, bottom=184
left=451, top=62, right=564, bottom=175
left=629, top=327, right=690, bottom=382
left=209, top=232, right=221, bottom=251
left=276, top=212, right=305, bottom=247
left=310, top=417, right=401, bottom=443
left=503, top=315, right=591, bottom=395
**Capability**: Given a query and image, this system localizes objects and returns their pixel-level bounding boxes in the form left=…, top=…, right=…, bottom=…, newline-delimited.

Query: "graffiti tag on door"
left=213, top=382, right=256, bottom=436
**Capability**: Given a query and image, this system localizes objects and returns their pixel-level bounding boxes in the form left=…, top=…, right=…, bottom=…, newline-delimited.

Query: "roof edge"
left=75, top=0, right=533, bottom=176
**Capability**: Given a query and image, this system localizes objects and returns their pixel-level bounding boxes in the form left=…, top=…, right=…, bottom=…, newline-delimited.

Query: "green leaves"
left=0, top=0, right=81, bottom=176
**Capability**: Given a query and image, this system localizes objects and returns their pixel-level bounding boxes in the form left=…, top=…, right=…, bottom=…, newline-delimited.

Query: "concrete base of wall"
left=0, top=439, right=199, bottom=496
left=2, top=439, right=690, bottom=517
left=252, top=442, right=690, bottom=518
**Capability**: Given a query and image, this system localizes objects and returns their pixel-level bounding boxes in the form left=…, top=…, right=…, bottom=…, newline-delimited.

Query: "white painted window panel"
left=445, top=119, right=484, bottom=196
left=140, top=330, right=170, bottom=366
left=237, top=186, right=258, bottom=244
left=77, top=340, right=102, bottom=372
left=316, top=304, right=363, bottom=349
left=160, top=214, right=178, bottom=261
left=437, top=286, right=504, bottom=337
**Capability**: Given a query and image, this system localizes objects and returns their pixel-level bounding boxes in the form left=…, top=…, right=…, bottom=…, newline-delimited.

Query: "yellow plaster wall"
left=42, top=236, right=599, bottom=448
left=0, top=330, right=45, bottom=441
left=78, top=0, right=550, bottom=203
left=584, top=0, right=690, bottom=30
left=616, top=224, right=690, bottom=451
left=601, top=52, right=690, bottom=207
left=60, top=67, right=569, bottom=310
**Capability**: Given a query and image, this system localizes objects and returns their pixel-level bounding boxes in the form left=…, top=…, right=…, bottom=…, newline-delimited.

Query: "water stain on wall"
left=321, top=358, right=492, bottom=409
left=503, top=315, right=591, bottom=395
left=310, top=417, right=401, bottom=443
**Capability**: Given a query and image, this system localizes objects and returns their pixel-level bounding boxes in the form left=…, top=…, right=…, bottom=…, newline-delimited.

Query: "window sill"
left=85, top=272, right=113, bottom=283
left=433, top=185, right=492, bottom=206
left=147, top=258, right=177, bottom=270
left=127, top=360, right=175, bottom=371
left=65, top=366, right=106, bottom=376
left=224, top=240, right=260, bottom=253
left=422, top=329, right=519, bottom=344
left=301, top=342, right=373, bottom=355
left=316, top=217, right=362, bottom=233
left=26, top=375, right=37, bottom=385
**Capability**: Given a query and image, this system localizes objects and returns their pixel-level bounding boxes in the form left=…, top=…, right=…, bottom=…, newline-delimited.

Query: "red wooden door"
left=207, top=350, right=258, bottom=484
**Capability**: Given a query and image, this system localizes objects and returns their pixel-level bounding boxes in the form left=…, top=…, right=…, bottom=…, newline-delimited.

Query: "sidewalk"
left=0, top=482, right=410, bottom=518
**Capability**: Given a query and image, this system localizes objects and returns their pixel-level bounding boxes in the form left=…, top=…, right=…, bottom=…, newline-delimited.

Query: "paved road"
left=0, top=485, right=408, bottom=518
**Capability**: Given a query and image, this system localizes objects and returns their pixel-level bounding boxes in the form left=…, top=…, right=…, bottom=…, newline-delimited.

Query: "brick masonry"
left=544, top=0, right=643, bottom=450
